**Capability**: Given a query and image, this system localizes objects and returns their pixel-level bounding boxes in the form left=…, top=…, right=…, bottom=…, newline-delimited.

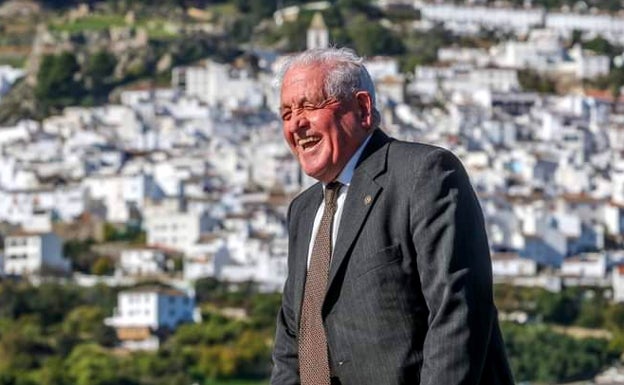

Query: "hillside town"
left=2, top=0, right=624, bottom=382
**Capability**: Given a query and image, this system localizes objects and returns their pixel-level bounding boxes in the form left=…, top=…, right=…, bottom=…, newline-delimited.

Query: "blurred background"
left=1, top=0, right=624, bottom=384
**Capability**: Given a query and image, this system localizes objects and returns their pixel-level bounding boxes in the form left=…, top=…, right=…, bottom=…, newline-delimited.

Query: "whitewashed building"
left=568, top=44, right=610, bottom=79
left=491, top=252, right=538, bottom=277
left=0, top=65, right=25, bottom=100
left=489, top=29, right=609, bottom=79
left=412, top=64, right=519, bottom=98
left=220, top=233, right=288, bottom=292
left=0, top=184, right=87, bottom=226
left=546, top=12, right=624, bottom=44
left=0, top=120, right=37, bottom=149
left=3, top=232, right=70, bottom=276
left=183, top=235, right=230, bottom=281
left=561, top=253, right=607, bottom=278
left=419, top=4, right=544, bottom=34
left=117, top=247, right=168, bottom=277
left=83, top=173, right=157, bottom=223
left=143, top=199, right=215, bottom=254
left=173, top=59, right=266, bottom=109
left=604, top=202, right=624, bottom=236
left=613, top=265, right=624, bottom=302
left=104, top=287, right=196, bottom=350
left=93, top=105, right=145, bottom=149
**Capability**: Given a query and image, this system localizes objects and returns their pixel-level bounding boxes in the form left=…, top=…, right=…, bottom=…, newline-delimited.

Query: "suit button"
left=338, top=361, right=344, bottom=366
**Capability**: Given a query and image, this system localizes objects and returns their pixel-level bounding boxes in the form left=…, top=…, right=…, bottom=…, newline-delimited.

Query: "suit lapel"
left=326, top=130, right=391, bottom=294
left=293, top=183, right=322, bottom=326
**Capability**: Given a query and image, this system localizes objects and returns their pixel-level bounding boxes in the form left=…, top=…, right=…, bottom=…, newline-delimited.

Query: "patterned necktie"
left=299, top=181, right=342, bottom=385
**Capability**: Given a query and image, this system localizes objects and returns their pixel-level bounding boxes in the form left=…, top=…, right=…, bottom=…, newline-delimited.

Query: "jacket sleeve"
left=410, top=148, right=502, bottom=385
left=271, top=203, right=301, bottom=385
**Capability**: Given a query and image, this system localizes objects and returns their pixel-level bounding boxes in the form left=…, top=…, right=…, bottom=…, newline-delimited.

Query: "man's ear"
left=354, top=91, right=373, bottom=129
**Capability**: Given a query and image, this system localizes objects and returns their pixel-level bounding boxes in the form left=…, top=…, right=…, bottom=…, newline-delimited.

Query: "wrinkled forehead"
left=280, top=63, right=330, bottom=100
left=284, top=62, right=325, bottom=80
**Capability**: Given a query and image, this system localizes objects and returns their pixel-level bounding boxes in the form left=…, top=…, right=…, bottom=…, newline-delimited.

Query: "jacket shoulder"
left=387, top=139, right=464, bottom=173
left=389, top=138, right=454, bottom=158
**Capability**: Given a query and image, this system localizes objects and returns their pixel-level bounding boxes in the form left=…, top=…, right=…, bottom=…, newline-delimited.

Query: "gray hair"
left=275, top=47, right=381, bottom=128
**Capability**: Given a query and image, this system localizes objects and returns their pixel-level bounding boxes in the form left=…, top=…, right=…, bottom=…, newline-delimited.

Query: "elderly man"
left=271, top=47, right=514, bottom=385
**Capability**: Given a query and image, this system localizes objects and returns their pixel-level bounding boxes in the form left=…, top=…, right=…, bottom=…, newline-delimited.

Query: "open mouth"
left=298, top=136, right=321, bottom=151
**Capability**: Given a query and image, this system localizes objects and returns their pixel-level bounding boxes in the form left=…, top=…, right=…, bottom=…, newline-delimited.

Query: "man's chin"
left=302, top=167, right=324, bottom=182
left=305, top=170, right=337, bottom=184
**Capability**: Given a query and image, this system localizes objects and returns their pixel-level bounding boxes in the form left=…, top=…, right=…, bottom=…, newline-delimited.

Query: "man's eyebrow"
left=281, top=97, right=305, bottom=109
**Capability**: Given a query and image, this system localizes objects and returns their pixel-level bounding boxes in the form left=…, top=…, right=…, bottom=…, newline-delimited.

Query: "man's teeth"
left=298, top=137, right=320, bottom=148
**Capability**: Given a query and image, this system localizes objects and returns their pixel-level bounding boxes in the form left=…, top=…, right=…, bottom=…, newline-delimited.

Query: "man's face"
left=280, top=64, right=372, bottom=183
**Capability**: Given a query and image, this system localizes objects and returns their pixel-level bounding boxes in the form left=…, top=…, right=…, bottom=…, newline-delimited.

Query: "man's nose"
left=289, top=111, right=309, bottom=132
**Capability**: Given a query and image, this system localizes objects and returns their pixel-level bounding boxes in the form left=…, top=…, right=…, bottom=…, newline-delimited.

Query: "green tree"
left=0, top=316, right=50, bottom=372
left=502, top=322, right=615, bottom=383
left=35, top=52, right=83, bottom=111
left=337, top=0, right=380, bottom=17
left=66, top=344, right=119, bottom=385
left=171, top=314, right=244, bottom=346
left=123, top=349, right=190, bottom=384
left=36, top=357, right=70, bottom=385
left=91, top=256, right=115, bottom=276
left=274, top=17, right=312, bottom=52
left=63, top=239, right=96, bottom=274
left=535, top=288, right=580, bottom=325
left=399, top=26, right=453, bottom=72
left=195, top=277, right=225, bottom=303
left=18, top=283, right=80, bottom=327
left=518, top=70, right=557, bottom=94
left=576, top=294, right=607, bottom=328
left=84, top=50, right=117, bottom=102
left=605, top=304, right=624, bottom=332
left=193, top=330, right=270, bottom=380
left=346, top=15, right=405, bottom=57
left=583, top=35, right=617, bottom=58
left=248, top=292, right=282, bottom=330
left=62, top=306, right=106, bottom=337
left=234, top=0, right=277, bottom=21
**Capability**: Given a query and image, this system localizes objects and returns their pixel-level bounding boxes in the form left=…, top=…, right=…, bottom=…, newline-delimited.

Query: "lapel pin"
left=364, top=195, right=372, bottom=205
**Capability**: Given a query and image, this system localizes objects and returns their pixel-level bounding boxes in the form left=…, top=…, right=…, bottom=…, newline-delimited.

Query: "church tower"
left=306, top=12, right=329, bottom=50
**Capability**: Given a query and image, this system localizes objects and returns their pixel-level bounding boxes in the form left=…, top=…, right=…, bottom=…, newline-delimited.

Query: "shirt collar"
left=324, top=133, right=373, bottom=188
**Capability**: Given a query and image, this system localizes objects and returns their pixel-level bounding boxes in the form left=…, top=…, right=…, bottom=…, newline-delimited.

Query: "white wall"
left=145, top=211, right=211, bottom=254
left=119, top=249, right=166, bottom=276
left=492, top=255, right=537, bottom=277
left=115, top=292, right=159, bottom=329
left=561, top=254, right=606, bottom=278
left=3, top=233, right=68, bottom=275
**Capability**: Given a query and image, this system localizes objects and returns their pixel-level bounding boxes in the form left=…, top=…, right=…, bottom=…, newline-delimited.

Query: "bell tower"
left=306, top=12, right=329, bottom=50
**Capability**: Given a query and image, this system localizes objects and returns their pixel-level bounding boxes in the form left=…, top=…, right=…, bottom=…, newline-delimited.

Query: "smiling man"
left=271, top=47, right=514, bottom=385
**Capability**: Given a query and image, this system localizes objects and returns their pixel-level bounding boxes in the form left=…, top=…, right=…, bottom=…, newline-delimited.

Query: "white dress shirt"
left=306, top=134, right=373, bottom=267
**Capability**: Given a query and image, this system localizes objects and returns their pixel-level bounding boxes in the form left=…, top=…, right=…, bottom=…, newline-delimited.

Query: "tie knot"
left=324, top=181, right=342, bottom=208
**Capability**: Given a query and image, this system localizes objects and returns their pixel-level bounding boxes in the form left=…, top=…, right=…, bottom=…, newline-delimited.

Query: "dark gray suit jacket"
left=271, top=130, right=514, bottom=385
